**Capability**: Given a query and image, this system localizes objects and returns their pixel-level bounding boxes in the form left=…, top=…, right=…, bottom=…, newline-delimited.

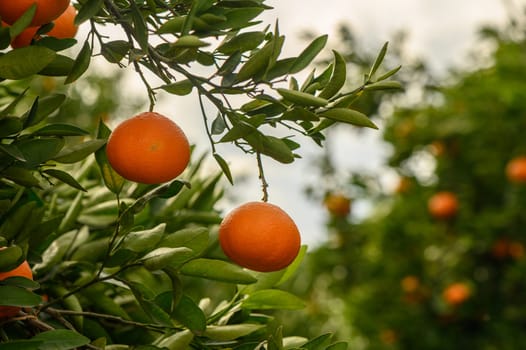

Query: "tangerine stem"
left=256, top=152, right=269, bottom=202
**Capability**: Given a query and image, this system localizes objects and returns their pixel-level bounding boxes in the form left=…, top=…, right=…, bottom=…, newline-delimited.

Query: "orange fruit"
left=401, top=275, right=420, bottom=293
left=0, top=259, right=33, bottom=319
left=219, top=201, right=301, bottom=272
left=506, top=156, right=526, bottom=184
left=428, top=191, right=458, bottom=220
left=395, top=176, right=412, bottom=194
left=442, top=282, right=471, bottom=306
left=47, top=4, right=77, bottom=38
left=0, top=0, right=70, bottom=26
left=106, top=112, right=191, bottom=184
left=9, top=5, right=77, bottom=49
left=324, top=193, right=351, bottom=217
left=10, top=25, right=39, bottom=48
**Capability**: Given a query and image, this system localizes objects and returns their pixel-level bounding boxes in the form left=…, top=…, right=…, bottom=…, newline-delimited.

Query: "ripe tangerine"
left=506, top=156, right=526, bottom=184
left=10, top=5, right=78, bottom=49
left=219, top=201, right=301, bottom=272
left=0, top=259, right=33, bottom=319
left=106, top=112, right=191, bottom=184
left=324, top=193, right=351, bottom=217
left=0, top=0, right=70, bottom=26
left=428, top=191, right=459, bottom=220
left=442, top=282, right=471, bottom=306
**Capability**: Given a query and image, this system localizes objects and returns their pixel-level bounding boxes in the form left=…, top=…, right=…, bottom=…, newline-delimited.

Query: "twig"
left=256, top=152, right=269, bottom=202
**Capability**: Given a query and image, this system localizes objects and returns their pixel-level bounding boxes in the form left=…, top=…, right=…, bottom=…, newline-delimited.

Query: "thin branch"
left=256, top=152, right=269, bottom=202
left=46, top=308, right=177, bottom=333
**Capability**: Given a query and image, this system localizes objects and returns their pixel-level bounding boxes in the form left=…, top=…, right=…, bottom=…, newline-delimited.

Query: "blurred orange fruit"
left=324, top=193, right=351, bottom=217
left=428, top=191, right=458, bottom=220
left=443, top=282, right=471, bottom=306
left=506, top=156, right=526, bottom=184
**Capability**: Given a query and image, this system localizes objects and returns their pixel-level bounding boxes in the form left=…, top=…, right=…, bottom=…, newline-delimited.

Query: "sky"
left=99, top=1, right=513, bottom=248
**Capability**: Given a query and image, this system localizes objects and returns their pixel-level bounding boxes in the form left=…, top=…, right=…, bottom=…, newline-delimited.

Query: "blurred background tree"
left=284, top=11, right=526, bottom=350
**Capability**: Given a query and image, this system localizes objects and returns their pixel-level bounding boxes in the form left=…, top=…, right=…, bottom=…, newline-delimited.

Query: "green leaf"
left=172, top=294, right=207, bottom=332
left=0, top=117, right=23, bottom=137
left=300, top=333, right=333, bottom=350
left=318, top=50, right=347, bottom=99
left=130, top=1, right=149, bottom=52
left=120, top=223, right=166, bottom=253
left=363, top=80, right=403, bottom=91
left=0, top=246, right=24, bottom=272
left=367, top=41, right=389, bottom=81
left=0, top=276, right=39, bottom=289
left=154, top=330, right=194, bottom=350
left=217, top=7, right=264, bottom=29
left=204, top=324, right=265, bottom=341
left=0, top=341, right=43, bottom=350
left=1, top=167, right=40, bottom=187
left=32, top=329, right=90, bottom=350
left=126, top=281, right=173, bottom=326
left=289, top=34, right=328, bottom=74
left=43, top=169, right=87, bottom=192
left=160, top=227, right=209, bottom=256
left=245, top=133, right=295, bottom=164
left=53, top=139, right=106, bottom=164
left=75, top=0, right=103, bottom=24
left=38, top=55, right=75, bottom=76
left=218, top=51, right=242, bottom=76
left=219, top=120, right=256, bottom=142
left=142, top=247, right=194, bottom=270
left=326, top=342, right=349, bottom=350
left=0, top=46, right=56, bottom=79
left=217, top=31, right=266, bottom=54
left=180, top=258, right=257, bottom=284
left=213, top=153, right=234, bottom=184
left=24, top=93, right=66, bottom=127
left=173, top=35, right=209, bottom=48
left=15, top=137, right=65, bottom=167
left=33, top=123, right=89, bottom=137
left=65, top=41, right=92, bottom=84
left=160, top=80, right=193, bottom=96
left=235, top=40, right=274, bottom=82
left=242, top=289, right=305, bottom=310
left=95, top=120, right=124, bottom=194
left=101, top=40, right=131, bottom=63
left=376, top=64, right=402, bottom=81
left=8, top=4, right=37, bottom=38
left=320, top=108, right=378, bottom=129
left=277, top=88, right=328, bottom=107
left=0, top=286, right=42, bottom=307
left=281, top=107, right=319, bottom=122
left=276, top=245, right=307, bottom=286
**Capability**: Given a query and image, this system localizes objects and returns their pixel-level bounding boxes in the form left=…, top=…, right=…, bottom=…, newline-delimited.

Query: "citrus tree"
left=0, top=1, right=401, bottom=349
left=296, top=19, right=526, bottom=349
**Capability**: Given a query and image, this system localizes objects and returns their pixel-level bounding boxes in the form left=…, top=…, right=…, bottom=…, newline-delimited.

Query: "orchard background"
left=0, top=1, right=524, bottom=350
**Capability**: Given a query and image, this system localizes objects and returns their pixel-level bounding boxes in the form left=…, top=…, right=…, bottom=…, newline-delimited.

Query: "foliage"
left=0, top=1, right=400, bottom=349
left=298, top=20, right=526, bottom=349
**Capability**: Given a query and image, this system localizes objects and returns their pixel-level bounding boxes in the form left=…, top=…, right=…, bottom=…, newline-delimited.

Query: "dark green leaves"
left=0, top=47, right=56, bottom=79
left=65, top=41, right=92, bottom=84
left=320, top=108, right=378, bottom=129
left=289, top=34, right=328, bottom=74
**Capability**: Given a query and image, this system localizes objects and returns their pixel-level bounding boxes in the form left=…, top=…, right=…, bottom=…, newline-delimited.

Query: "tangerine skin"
left=428, top=191, right=459, bottom=220
left=0, top=260, right=33, bottom=319
left=219, top=201, right=301, bottom=272
left=106, top=112, right=191, bottom=184
left=506, top=156, right=526, bottom=183
left=0, top=0, right=70, bottom=26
